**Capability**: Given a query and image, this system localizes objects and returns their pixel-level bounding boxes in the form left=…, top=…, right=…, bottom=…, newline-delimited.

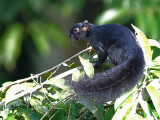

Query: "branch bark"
left=0, top=47, right=92, bottom=92
left=0, top=47, right=92, bottom=106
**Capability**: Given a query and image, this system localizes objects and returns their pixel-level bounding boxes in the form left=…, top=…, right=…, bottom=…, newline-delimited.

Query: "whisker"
left=74, top=41, right=79, bottom=51
left=69, top=40, right=71, bottom=51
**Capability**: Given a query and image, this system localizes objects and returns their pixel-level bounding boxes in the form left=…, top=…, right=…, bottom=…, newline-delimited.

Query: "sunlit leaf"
left=125, top=114, right=143, bottom=120
left=154, top=56, right=160, bottom=64
left=2, top=82, right=13, bottom=87
left=148, top=79, right=160, bottom=93
left=146, top=86, right=160, bottom=117
left=5, top=83, right=36, bottom=105
left=45, top=78, right=70, bottom=90
left=29, top=97, right=48, bottom=114
left=114, top=87, right=137, bottom=110
left=79, top=53, right=94, bottom=78
left=62, top=63, right=68, bottom=66
left=148, top=39, right=160, bottom=48
left=72, top=69, right=84, bottom=82
left=131, top=24, right=152, bottom=64
left=0, top=110, right=8, bottom=120
left=138, top=92, right=153, bottom=119
left=112, top=95, right=134, bottom=120
left=49, top=91, right=66, bottom=100
left=153, top=71, right=160, bottom=78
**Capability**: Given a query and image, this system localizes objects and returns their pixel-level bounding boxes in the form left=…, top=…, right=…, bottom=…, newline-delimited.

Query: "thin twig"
left=47, top=95, right=76, bottom=120
left=47, top=64, right=61, bottom=80
left=49, top=110, right=60, bottom=120
left=78, top=110, right=89, bottom=120
left=67, top=100, right=73, bottom=120
left=40, top=76, right=54, bottom=105
left=64, top=93, right=77, bottom=105
left=40, top=94, right=74, bottom=120
left=0, top=47, right=92, bottom=92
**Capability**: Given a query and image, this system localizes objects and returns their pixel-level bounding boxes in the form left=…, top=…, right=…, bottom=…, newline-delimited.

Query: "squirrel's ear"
left=82, top=20, right=90, bottom=31
left=84, top=20, right=88, bottom=24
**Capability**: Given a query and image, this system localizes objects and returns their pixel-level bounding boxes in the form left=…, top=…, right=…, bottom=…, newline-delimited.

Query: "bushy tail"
left=70, top=56, right=145, bottom=103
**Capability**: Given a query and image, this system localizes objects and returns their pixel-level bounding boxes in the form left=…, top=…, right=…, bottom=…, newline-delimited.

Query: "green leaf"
left=79, top=53, right=94, bottom=78
left=48, top=91, right=67, bottom=101
left=5, top=83, right=36, bottom=105
left=152, top=111, right=159, bottom=119
left=54, top=102, right=66, bottom=110
left=72, top=69, right=84, bottom=82
left=0, top=23, right=23, bottom=71
left=18, top=108, right=41, bottom=120
left=69, top=62, right=77, bottom=69
left=104, top=105, right=115, bottom=120
left=78, top=98, right=104, bottom=120
left=146, top=86, right=160, bottom=117
left=138, top=92, right=153, bottom=119
left=45, top=78, right=70, bottom=90
left=6, top=99, right=24, bottom=111
left=114, top=87, right=137, bottom=110
left=131, top=24, right=152, bottom=64
left=6, top=117, right=17, bottom=120
left=29, top=97, right=48, bottom=114
left=153, top=71, right=160, bottom=78
left=28, top=21, right=50, bottom=56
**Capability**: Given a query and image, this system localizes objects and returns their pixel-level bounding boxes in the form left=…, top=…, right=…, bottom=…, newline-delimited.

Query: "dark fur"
left=67, top=20, right=145, bottom=103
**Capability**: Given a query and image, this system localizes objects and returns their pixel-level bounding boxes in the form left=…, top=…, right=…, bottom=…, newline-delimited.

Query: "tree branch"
left=0, top=47, right=92, bottom=92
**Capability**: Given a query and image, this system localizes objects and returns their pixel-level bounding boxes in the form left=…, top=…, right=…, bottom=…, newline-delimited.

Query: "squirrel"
left=67, top=20, right=145, bottom=103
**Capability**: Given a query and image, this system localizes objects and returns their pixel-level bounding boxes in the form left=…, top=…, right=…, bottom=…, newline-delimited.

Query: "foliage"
left=0, top=0, right=160, bottom=72
left=0, top=0, right=85, bottom=72
left=0, top=26, right=160, bottom=120
left=96, top=0, right=160, bottom=41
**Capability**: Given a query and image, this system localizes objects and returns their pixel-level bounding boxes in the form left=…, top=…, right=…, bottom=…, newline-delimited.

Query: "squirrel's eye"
left=74, top=28, right=79, bottom=33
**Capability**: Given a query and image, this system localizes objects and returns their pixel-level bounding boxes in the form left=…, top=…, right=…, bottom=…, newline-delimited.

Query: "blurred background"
left=0, top=0, right=160, bottom=85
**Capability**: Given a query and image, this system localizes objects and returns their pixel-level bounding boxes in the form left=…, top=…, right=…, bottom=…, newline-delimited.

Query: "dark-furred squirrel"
left=67, top=20, right=145, bottom=103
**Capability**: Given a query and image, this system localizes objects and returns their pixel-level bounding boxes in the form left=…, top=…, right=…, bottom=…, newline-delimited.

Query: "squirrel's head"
left=67, top=20, right=90, bottom=40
